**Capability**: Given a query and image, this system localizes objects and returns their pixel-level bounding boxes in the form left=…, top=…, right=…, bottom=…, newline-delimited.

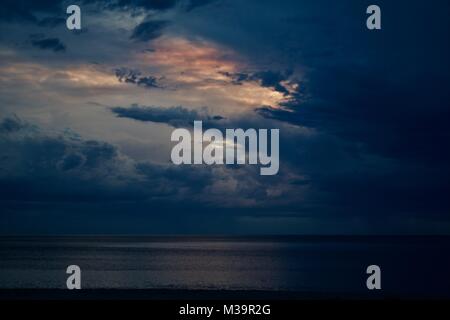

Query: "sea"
left=1, top=236, right=449, bottom=298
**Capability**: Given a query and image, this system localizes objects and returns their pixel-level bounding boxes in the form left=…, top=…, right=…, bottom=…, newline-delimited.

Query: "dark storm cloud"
left=0, top=116, right=216, bottom=204
left=31, top=37, right=66, bottom=52
left=1, top=116, right=447, bottom=234
left=230, top=0, right=449, bottom=222
left=136, top=162, right=214, bottom=193
left=0, top=116, right=285, bottom=224
left=209, top=0, right=450, bottom=168
left=0, top=116, right=30, bottom=133
left=0, top=118, right=132, bottom=202
left=110, top=104, right=224, bottom=128
left=130, top=20, right=168, bottom=41
left=254, top=2, right=450, bottom=166
left=257, top=67, right=450, bottom=166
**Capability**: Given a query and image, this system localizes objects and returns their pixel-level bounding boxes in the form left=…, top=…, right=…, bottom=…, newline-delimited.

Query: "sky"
left=0, top=0, right=449, bottom=235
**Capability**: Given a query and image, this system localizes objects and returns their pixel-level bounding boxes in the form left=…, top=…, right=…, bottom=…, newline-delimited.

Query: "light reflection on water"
left=0, top=236, right=449, bottom=296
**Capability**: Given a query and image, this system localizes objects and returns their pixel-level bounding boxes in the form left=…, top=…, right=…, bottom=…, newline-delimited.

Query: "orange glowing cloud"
left=0, top=63, right=119, bottom=88
left=143, top=37, right=239, bottom=80
left=135, top=37, right=295, bottom=111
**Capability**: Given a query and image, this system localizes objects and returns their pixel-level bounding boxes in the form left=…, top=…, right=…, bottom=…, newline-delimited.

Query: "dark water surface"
left=1, top=236, right=449, bottom=298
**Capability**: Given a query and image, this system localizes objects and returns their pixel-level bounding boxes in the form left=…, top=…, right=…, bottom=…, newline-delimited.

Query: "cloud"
left=110, top=104, right=224, bottom=127
left=185, top=0, right=215, bottom=11
left=0, top=0, right=62, bottom=23
left=0, top=0, right=214, bottom=27
left=31, top=37, right=66, bottom=52
left=251, top=70, right=292, bottom=95
left=254, top=70, right=450, bottom=221
left=221, top=70, right=293, bottom=95
left=0, top=115, right=32, bottom=133
left=130, top=20, right=168, bottom=41
left=0, top=116, right=285, bottom=209
left=125, top=1, right=217, bottom=43
left=37, top=16, right=66, bottom=28
left=1, top=115, right=449, bottom=235
left=0, top=115, right=307, bottom=236
left=257, top=65, right=450, bottom=166
left=114, top=0, right=178, bottom=11
left=0, top=116, right=209, bottom=203
left=2, top=1, right=450, bottom=234
left=106, top=0, right=215, bottom=12
left=115, top=68, right=161, bottom=88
